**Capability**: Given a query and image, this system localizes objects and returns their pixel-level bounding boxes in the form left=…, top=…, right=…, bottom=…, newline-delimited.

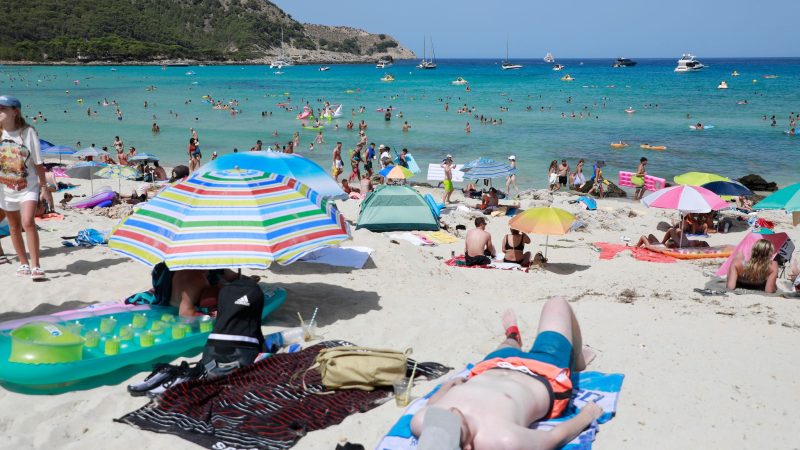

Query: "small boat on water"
left=380, top=74, right=395, bottom=82
left=376, top=57, right=393, bottom=69
left=500, top=40, right=523, bottom=70
left=613, top=57, right=637, bottom=68
left=731, top=71, right=740, bottom=76
left=451, top=77, right=468, bottom=85
left=552, top=64, right=565, bottom=71
left=561, top=74, right=575, bottom=81
left=319, top=66, right=330, bottom=72
left=544, top=52, right=555, bottom=63
left=717, top=81, right=728, bottom=89
left=763, top=75, right=779, bottom=79
left=417, top=37, right=438, bottom=69
left=675, top=53, right=705, bottom=72
left=625, top=107, right=636, bottom=114
left=640, top=144, right=667, bottom=151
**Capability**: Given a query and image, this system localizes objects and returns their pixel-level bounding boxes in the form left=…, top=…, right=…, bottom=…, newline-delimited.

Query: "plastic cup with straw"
left=394, top=361, right=417, bottom=407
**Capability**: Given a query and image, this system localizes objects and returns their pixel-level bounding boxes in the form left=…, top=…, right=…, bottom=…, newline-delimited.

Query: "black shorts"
left=465, top=253, right=492, bottom=266
left=365, top=160, right=373, bottom=170
left=558, top=175, right=567, bottom=186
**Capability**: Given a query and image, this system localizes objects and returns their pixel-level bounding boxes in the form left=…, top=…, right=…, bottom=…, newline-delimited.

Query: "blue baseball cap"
left=0, top=96, right=21, bottom=108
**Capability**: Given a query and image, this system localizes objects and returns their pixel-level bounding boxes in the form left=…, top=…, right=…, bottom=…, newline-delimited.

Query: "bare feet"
left=580, top=345, right=597, bottom=370
left=502, top=309, right=522, bottom=347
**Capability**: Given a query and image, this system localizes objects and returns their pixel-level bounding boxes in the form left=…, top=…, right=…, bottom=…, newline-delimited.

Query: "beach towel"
left=593, top=243, right=677, bottom=263
left=299, top=246, right=374, bottom=269
left=35, top=212, right=64, bottom=222
left=419, top=231, right=458, bottom=244
left=444, top=256, right=528, bottom=272
left=117, top=341, right=450, bottom=450
left=62, top=228, right=107, bottom=247
left=376, top=367, right=624, bottom=450
left=390, top=232, right=434, bottom=246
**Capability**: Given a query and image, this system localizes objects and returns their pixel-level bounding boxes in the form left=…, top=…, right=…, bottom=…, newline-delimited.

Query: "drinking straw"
left=405, top=361, right=418, bottom=398
left=309, top=307, right=319, bottom=325
left=297, top=312, right=305, bottom=328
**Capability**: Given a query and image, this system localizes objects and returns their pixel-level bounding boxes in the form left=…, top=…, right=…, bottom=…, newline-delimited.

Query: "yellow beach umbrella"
left=673, top=172, right=729, bottom=186
left=509, top=207, right=576, bottom=258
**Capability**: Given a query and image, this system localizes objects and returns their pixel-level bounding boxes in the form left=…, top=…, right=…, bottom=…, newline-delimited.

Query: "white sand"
left=1, top=174, right=799, bottom=450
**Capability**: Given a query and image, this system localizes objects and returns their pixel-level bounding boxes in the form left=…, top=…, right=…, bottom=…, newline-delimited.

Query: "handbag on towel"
left=301, top=346, right=411, bottom=392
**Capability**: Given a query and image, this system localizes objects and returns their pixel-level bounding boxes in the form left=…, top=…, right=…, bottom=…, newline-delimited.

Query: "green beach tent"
left=356, top=185, right=440, bottom=232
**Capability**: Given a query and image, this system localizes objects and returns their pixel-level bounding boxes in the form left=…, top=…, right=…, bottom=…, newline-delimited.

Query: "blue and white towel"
left=376, top=366, right=624, bottom=450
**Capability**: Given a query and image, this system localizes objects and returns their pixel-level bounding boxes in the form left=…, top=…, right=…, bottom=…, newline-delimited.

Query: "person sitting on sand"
left=171, top=268, right=261, bottom=317
left=169, top=165, right=190, bottom=183
left=635, top=225, right=709, bottom=249
left=726, top=239, right=778, bottom=293
left=411, top=297, right=601, bottom=450
left=360, top=172, right=373, bottom=194
left=477, top=187, right=500, bottom=214
left=502, top=228, right=532, bottom=266
left=464, top=217, right=496, bottom=266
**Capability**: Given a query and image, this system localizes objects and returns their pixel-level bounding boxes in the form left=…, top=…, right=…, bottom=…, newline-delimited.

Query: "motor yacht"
left=674, top=54, right=705, bottom=72
left=613, top=57, right=637, bottom=67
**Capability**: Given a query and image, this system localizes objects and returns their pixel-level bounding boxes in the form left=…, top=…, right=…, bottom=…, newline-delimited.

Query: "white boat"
left=319, top=66, right=330, bottom=72
left=552, top=64, right=565, bottom=71
left=451, top=77, right=468, bottom=85
left=417, top=36, right=437, bottom=69
left=380, top=74, right=395, bottom=82
left=269, top=29, right=293, bottom=69
left=717, top=81, right=728, bottom=89
left=674, top=53, right=705, bottom=72
left=376, top=57, right=393, bottom=69
left=544, top=52, right=555, bottom=63
left=501, top=40, right=523, bottom=70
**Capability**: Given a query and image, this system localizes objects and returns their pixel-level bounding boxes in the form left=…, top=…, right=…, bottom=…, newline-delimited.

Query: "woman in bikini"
left=726, top=239, right=778, bottom=293
left=502, top=228, right=532, bottom=267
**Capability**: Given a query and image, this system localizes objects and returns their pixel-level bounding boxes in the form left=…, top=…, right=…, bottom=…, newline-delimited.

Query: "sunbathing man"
left=412, top=297, right=602, bottom=450
left=464, top=217, right=496, bottom=266
left=635, top=225, right=709, bottom=249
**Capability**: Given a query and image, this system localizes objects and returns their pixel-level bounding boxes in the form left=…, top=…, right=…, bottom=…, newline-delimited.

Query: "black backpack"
left=201, top=278, right=265, bottom=378
left=776, top=238, right=795, bottom=266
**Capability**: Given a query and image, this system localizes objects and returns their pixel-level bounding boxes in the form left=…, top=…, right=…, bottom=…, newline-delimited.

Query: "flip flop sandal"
left=30, top=267, right=46, bottom=281
left=16, top=264, right=31, bottom=276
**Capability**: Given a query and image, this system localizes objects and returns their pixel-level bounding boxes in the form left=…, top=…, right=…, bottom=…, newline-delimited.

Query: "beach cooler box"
left=618, top=171, right=665, bottom=192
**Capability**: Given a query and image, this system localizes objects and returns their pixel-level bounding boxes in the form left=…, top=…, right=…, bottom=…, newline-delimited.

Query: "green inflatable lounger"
left=0, top=285, right=286, bottom=390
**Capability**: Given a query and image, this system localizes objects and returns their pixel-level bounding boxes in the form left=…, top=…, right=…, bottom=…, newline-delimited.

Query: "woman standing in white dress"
left=0, top=95, right=52, bottom=280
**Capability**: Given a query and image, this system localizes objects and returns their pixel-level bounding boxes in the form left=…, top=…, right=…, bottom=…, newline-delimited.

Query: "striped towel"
left=376, top=367, right=624, bottom=450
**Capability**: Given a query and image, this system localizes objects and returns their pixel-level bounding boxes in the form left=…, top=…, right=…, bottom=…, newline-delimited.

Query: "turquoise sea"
left=2, top=58, right=799, bottom=189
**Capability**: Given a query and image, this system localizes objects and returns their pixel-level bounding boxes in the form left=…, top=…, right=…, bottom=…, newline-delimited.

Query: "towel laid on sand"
left=415, top=231, right=458, bottom=244
left=593, top=242, right=676, bottom=263
left=390, top=233, right=435, bottom=246
left=299, top=246, right=374, bottom=269
left=118, top=341, right=451, bottom=450
left=376, top=367, right=624, bottom=450
left=444, top=256, right=528, bottom=272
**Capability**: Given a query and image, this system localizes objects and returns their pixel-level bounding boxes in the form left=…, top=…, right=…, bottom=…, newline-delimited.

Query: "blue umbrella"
left=41, top=145, right=76, bottom=163
left=203, top=151, right=347, bottom=200
left=129, top=153, right=159, bottom=163
left=460, top=157, right=516, bottom=179
left=39, top=139, right=54, bottom=150
left=66, top=161, right=109, bottom=194
left=73, top=147, right=109, bottom=159
left=701, top=181, right=753, bottom=197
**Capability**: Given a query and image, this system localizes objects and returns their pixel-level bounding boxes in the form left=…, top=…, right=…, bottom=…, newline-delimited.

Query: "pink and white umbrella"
left=641, top=185, right=728, bottom=213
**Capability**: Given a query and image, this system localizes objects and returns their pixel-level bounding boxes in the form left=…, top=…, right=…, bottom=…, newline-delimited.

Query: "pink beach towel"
left=593, top=242, right=677, bottom=263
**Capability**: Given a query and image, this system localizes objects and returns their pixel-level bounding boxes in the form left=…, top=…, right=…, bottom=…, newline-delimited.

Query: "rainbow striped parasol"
left=109, top=168, right=350, bottom=270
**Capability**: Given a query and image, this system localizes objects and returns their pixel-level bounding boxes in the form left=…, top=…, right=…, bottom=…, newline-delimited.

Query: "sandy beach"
left=0, top=169, right=798, bottom=450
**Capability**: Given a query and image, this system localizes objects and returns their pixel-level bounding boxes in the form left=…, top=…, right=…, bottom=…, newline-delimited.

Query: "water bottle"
left=264, top=327, right=306, bottom=353
left=264, top=331, right=285, bottom=353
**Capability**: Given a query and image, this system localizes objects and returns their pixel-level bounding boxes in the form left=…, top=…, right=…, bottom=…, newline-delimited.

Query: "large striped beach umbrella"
left=460, top=157, right=516, bottom=179
left=109, top=168, right=350, bottom=270
left=96, top=164, right=139, bottom=193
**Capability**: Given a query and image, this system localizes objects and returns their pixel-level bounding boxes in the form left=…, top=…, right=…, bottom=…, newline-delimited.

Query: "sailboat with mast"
left=501, top=40, right=522, bottom=70
left=417, top=36, right=437, bottom=69
left=269, top=29, right=293, bottom=69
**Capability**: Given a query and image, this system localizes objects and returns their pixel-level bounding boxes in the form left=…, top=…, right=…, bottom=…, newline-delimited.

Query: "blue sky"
left=272, top=0, right=796, bottom=58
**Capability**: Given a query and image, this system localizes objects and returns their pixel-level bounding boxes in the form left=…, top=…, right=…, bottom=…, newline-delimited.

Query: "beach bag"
left=776, top=238, right=795, bottom=266
left=0, top=139, right=30, bottom=190
left=201, top=278, right=265, bottom=378
left=301, top=346, right=410, bottom=392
